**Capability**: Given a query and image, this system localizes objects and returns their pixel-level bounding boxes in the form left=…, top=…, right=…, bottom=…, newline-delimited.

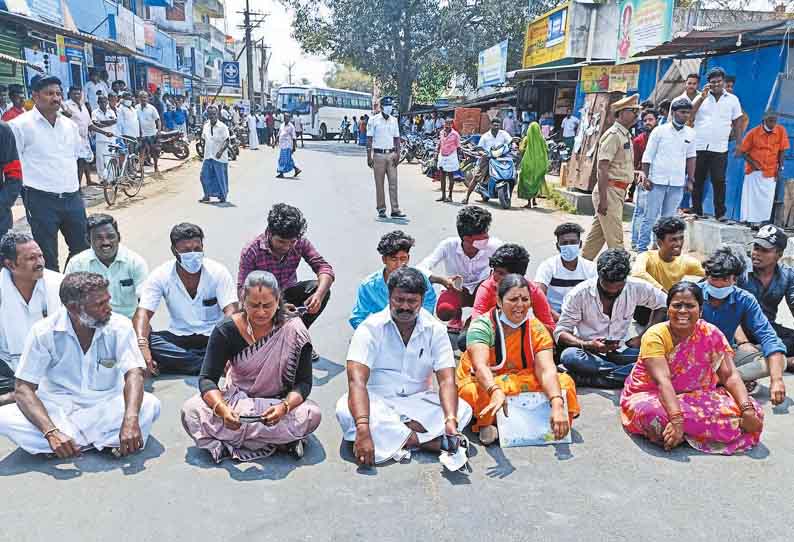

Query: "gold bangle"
left=282, top=399, right=291, bottom=414
left=486, top=384, right=500, bottom=396
left=43, top=427, right=58, bottom=439
left=212, top=401, right=224, bottom=417
left=444, top=414, right=458, bottom=424
left=548, top=395, right=564, bottom=406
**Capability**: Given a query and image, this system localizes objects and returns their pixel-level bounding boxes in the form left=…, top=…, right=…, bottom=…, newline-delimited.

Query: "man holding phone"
left=555, top=248, right=667, bottom=388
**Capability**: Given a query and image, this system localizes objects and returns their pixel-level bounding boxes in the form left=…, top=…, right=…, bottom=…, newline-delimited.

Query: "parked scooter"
left=157, top=130, right=190, bottom=160
left=476, top=142, right=516, bottom=209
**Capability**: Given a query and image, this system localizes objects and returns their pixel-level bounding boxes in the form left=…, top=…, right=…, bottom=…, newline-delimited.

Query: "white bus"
left=276, top=85, right=373, bottom=140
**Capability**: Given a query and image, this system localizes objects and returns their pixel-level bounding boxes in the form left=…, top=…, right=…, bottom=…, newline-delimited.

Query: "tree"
left=283, top=0, right=561, bottom=111
left=324, top=64, right=374, bottom=92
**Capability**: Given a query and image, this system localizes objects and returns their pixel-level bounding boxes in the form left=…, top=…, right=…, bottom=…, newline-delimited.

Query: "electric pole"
left=284, top=61, right=296, bottom=85
left=238, top=2, right=267, bottom=107
left=259, top=42, right=271, bottom=109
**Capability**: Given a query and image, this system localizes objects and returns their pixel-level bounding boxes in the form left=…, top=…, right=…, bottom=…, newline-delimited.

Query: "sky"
left=219, top=0, right=332, bottom=86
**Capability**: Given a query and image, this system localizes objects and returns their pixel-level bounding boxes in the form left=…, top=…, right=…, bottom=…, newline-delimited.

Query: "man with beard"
left=336, top=267, right=472, bottom=466
left=556, top=248, right=666, bottom=388
left=0, top=272, right=160, bottom=458
left=66, top=214, right=148, bottom=319
left=0, top=232, right=63, bottom=405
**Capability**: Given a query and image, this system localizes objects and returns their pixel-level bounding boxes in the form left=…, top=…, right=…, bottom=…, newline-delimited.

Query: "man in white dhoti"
left=0, top=232, right=63, bottom=405
left=0, top=272, right=160, bottom=457
left=738, top=110, right=790, bottom=226
left=247, top=110, right=259, bottom=150
left=336, top=267, right=472, bottom=466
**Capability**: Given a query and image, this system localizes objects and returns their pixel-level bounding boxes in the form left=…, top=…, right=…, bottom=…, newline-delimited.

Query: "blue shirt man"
left=699, top=246, right=786, bottom=405
left=350, top=231, right=437, bottom=329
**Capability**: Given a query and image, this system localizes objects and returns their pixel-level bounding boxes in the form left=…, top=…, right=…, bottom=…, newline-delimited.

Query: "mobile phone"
left=238, top=415, right=263, bottom=424
left=604, top=339, right=621, bottom=347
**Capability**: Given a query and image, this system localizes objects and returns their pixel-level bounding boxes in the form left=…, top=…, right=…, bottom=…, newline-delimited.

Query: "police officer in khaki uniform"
left=582, top=94, right=640, bottom=260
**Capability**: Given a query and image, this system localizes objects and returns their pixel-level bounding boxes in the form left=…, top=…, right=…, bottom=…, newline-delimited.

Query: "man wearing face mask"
left=699, top=246, right=786, bottom=403
left=556, top=248, right=666, bottom=388
left=366, top=96, right=405, bottom=219
left=336, top=267, right=472, bottom=467
left=116, top=91, right=141, bottom=154
left=462, top=117, right=513, bottom=205
left=535, top=223, right=597, bottom=319
left=0, top=272, right=160, bottom=458
left=419, top=206, right=502, bottom=333
left=0, top=232, right=63, bottom=406
left=133, top=223, right=238, bottom=376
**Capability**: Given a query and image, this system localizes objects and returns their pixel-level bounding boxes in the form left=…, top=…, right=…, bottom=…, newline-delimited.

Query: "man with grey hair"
left=0, top=272, right=160, bottom=457
left=0, top=232, right=63, bottom=405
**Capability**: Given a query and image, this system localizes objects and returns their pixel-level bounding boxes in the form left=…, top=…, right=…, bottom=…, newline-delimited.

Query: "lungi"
left=336, top=389, right=472, bottom=464
left=95, top=141, right=111, bottom=181
left=437, top=152, right=460, bottom=173
left=277, top=148, right=296, bottom=174
left=740, top=170, right=776, bottom=223
left=200, top=159, right=229, bottom=200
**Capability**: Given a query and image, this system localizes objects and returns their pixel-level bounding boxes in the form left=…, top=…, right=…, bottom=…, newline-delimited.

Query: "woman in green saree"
left=517, top=122, right=548, bottom=209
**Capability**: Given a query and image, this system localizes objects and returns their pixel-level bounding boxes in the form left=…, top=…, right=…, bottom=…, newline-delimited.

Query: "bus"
left=276, top=85, right=373, bottom=140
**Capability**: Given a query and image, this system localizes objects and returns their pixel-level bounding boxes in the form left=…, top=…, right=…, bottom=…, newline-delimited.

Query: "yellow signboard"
left=522, top=3, right=569, bottom=69
left=580, top=65, right=640, bottom=93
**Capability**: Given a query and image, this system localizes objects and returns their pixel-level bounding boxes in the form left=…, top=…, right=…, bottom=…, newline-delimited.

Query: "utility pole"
left=284, top=61, right=296, bottom=85
left=237, top=2, right=267, bottom=107
left=259, top=42, right=271, bottom=109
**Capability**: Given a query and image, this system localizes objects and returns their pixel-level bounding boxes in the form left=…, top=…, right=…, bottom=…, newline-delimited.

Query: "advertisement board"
left=221, top=61, right=240, bottom=88
left=581, top=65, right=640, bottom=93
left=144, top=22, right=157, bottom=47
left=616, top=0, right=674, bottom=64
left=135, top=16, right=146, bottom=51
left=105, top=56, right=130, bottom=87
left=114, top=8, right=136, bottom=51
left=522, top=4, right=569, bottom=69
left=477, top=40, right=508, bottom=88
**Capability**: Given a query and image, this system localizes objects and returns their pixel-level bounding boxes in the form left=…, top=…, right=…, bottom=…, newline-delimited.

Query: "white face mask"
left=177, top=251, right=204, bottom=274
left=382, top=105, right=393, bottom=116
left=122, top=99, right=132, bottom=107
left=472, top=239, right=489, bottom=250
left=499, top=310, right=529, bottom=329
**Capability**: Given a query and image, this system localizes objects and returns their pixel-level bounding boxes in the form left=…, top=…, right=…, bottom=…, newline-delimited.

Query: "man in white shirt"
left=636, top=98, right=697, bottom=252
left=690, top=67, right=744, bottom=219
left=199, top=105, right=231, bottom=203
left=462, top=117, right=514, bottom=204
left=336, top=267, right=472, bottom=466
left=10, top=74, right=90, bottom=272
left=534, top=223, right=597, bottom=318
left=561, top=108, right=580, bottom=152
left=502, top=111, right=516, bottom=136
left=422, top=114, right=435, bottom=136
left=555, top=248, right=666, bottom=388
left=669, top=72, right=699, bottom=121
left=136, top=91, right=162, bottom=176
left=83, top=69, right=109, bottom=112
left=367, top=96, right=405, bottom=219
left=61, top=86, right=96, bottom=187
left=0, top=272, right=160, bottom=458
left=419, top=206, right=502, bottom=332
left=133, top=223, right=238, bottom=376
left=90, top=93, right=118, bottom=182
left=116, top=91, right=140, bottom=140
left=0, top=232, right=63, bottom=406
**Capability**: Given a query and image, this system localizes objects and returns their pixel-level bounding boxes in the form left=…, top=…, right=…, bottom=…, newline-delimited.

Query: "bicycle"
left=102, top=136, right=145, bottom=206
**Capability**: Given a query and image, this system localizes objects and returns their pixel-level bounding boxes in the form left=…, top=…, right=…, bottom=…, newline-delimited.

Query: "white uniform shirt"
left=419, top=236, right=503, bottom=294
left=642, top=123, right=697, bottom=187
left=554, top=278, right=666, bottom=343
left=694, top=92, right=742, bottom=152
left=10, top=107, right=81, bottom=193
left=561, top=116, right=580, bottom=138
left=15, top=309, right=145, bottom=407
left=0, top=268, right=63, bottom=370
left=202, top=120, right=230, bottom=163
left=422, top=119, right=435, bottom=134
left=138, top=258, right=237, bottom=337
left=116, top=105, right=140, bottom=138
left=347, top=308, right=455, bottom=398
left=534, top=255, right=597, bottom=314
left=136, top=103, right=160, bottom=137
left=478, top=129, right=513, bottom=152
left=91, top=107, right=118, bottom=144
left=62, top=99, right=92, bottom=141
left=84, top=80, right=109, bottom=110
left=367, top=113, right=400, bottom=150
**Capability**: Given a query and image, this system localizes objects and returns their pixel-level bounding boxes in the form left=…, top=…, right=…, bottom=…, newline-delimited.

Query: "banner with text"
left=478, top=40, right=509, bottom=88
left=522, top=4, right=569, bottom=69
left=616, top=0, right=674, bottom=64
left=581, top=65, right=640, bottom=93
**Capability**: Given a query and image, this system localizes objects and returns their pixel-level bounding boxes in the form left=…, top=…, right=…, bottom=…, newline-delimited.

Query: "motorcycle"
left=157, top=130, right=190, bottom=160
left=193, top=126, right=205, bottom=158
left=476, top=142, right=516, bottom=209
left=194, top=127, right=238, bottom=161
left=399, top=134, right=422, bottom=164
left=545, top=132, right=570, bottom=175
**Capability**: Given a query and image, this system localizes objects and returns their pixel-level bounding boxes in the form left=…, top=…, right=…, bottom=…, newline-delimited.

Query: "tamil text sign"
left=478, top=40, right=508, bottom=88
left=580, top=65, right=640, bottom=93
left=616, top=0, right=674, bottom=64
left=522, top=4, right=568, bottom=69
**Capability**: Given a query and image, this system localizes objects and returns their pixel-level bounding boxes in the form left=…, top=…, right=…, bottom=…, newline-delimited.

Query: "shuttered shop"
left=0, top=26, right=24, bottom=88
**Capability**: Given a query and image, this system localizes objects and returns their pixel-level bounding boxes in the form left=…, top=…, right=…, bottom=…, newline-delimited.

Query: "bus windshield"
left=278, top=92, right=310, bottom=114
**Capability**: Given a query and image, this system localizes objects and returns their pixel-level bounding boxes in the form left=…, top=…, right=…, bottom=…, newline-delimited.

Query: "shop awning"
left=143, top=0, right=173, bottom=7
left=507, top=60, right=613, bottom=83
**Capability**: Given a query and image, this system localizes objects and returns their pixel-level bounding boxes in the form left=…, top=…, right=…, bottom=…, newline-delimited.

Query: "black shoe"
left=377, top=210, right=388, bottom=219
left=391, top=211, right=407, bottom=218
left=289, top=439, right=305, bottom=459
left=294, top=168, right=302, bottom=177
left=276, top=173, right=284, bottom=178
left=198, top=197, right=211, bottom=204
left=311, top=348, right=320, bottom=362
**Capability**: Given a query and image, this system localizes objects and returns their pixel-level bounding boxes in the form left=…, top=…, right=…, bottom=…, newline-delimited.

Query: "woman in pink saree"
left=621, top=282, right=763, bottom=455
left=181, top=271, right=321, bottom=462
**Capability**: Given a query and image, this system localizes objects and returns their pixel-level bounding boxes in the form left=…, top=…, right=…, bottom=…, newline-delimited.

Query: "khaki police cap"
left=612, top=94, right=640, bottom=113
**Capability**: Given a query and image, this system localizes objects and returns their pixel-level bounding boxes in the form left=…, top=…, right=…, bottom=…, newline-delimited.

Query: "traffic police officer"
left=366, top=96, right=406, bottom=219
left=582, top=94, right=640, bottom=260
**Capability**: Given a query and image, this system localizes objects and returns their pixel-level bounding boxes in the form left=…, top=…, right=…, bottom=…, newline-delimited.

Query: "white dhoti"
left=437, top=152, right=460, bottom=172
left=740, top=170, right=776, bottom=223
left=336, top=389, right=472, bottom=464
left=0, top=392, right=160, bottom=455
left=95, top=141, right=111, bottom=180
left=248, top=118, right=259, bottom=150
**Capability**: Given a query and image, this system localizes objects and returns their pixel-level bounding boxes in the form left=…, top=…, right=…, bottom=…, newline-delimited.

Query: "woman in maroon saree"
left=181, top=271, right=321, bottom=462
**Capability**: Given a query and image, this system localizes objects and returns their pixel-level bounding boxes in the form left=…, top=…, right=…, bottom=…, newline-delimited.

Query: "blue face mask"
left=499, top=310, right=529, bottom=329
left=559, top=244, right=580, bottom=262
left=706, top=283, right=734, bottom=300
left=178, top=251, right=204, bottom=274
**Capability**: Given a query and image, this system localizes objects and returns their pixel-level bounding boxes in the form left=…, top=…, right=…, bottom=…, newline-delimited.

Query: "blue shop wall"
left=698, top=45, right=790, bottom=220
left=66, top=0, right=115, bottom=39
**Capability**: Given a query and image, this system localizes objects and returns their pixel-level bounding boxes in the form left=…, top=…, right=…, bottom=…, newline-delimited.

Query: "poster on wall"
left=477, top=40, right=509, bottom=88
left=522, top=3, right=569, bottom=68
left=105, top=55, right=130, bottom=87
left=616, top=0, right=674, bottom=64
left=581, top=65, right=640, bottom=93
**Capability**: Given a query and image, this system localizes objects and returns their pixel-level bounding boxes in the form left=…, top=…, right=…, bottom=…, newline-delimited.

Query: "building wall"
left=149, top=0, right=194, bottom=33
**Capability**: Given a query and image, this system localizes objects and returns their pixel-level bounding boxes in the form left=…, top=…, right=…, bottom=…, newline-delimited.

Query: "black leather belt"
left=373, top=148, right=395, bottom=154
left=24, top=186, right=80, bottom=199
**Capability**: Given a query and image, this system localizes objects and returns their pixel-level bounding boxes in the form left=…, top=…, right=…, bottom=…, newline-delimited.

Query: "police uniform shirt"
left=597, top=123, right=634, bottom=183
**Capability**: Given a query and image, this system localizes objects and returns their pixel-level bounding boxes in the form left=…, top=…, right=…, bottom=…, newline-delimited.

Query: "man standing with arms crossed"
left=582, top=95, right=640, bottom=260
left=367, top=96, right=405, bottom=220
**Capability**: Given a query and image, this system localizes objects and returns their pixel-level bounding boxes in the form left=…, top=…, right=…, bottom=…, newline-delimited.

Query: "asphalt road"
left=1, top=141, right=791, bottom=542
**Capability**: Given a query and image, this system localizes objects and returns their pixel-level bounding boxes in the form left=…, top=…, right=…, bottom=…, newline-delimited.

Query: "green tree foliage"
left=323, top=64, right=374, bottom=93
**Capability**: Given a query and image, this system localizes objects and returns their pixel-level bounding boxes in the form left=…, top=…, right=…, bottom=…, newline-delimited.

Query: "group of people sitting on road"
left=0, top=202, right=789, bottom=469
